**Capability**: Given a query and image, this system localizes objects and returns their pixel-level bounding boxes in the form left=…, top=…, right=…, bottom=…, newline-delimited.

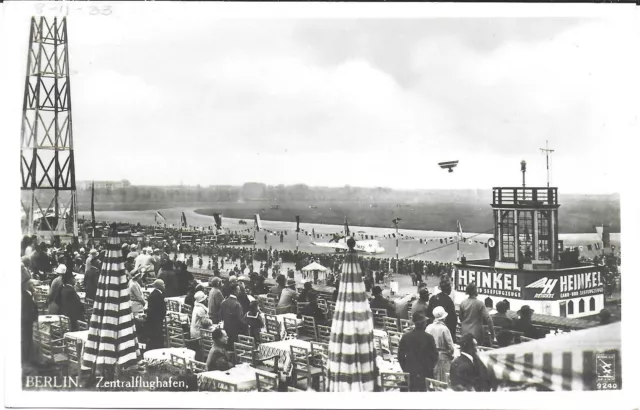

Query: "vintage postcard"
left=2, top=1, right=638, bottom=409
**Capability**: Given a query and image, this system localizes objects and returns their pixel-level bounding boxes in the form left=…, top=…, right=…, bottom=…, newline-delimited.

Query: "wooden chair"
left=387, top=330, right=402, bottom=356
left=76, top=320, right=89, bottom=331
left=37, top=328, right=66, bottom=364
left=290, top=345, right=324, bottom=391
left=296, top=302, right=310, bottom=316
left=234, top=342, right=280, bottom=373
left=181, top=304, right=192, bottom=316
left=166, top=318, right=188, bottom=348
left=34, top=288, right=48, bottom=314
left=283, top=317, right=299, bottom=338
left=507, top=330, right=524, bottom=344
left=188, top=359, right=207, bottom=374
left=170, top=353, right=188, bottom=370
left=399, top=319, right=413, bottom=333
left=212, top=380, right=238, bottom=392
left=371, top=308, right=387, bottom=329
left=165, top=299, right=180, bottom=312
left=316, top=325, right=331, bottom=343
left=326, top=300, right=336, bottom=318
left=380, top=372, right=410, bottom=392
left=298, top=316, right=318, bottom=341
left=383, top=316, right=400, bottom=333
left=425, top=377, right=449, bottom=391
left=373, top=333, right=385, bottom=358
left=264, top=314, right=281, bottom=340
left=200, top=328, right=214, bottom=359
left=65, top=338, right=90, bottom=384
left=310, top=341, right=329, bottom=368
left=255, top=371, right=279, bottom=392
left=238, top=334, right=256, bottom=347
left=233, top=342, right=254, bottom=365
left=259, top=332, right=277, bottom=343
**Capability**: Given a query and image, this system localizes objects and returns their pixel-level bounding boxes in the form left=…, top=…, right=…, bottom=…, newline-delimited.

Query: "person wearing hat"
left=121, top=243, right=129, bottom=260
left=410, top=284, right=431, bottom=322
left=127, top=244, right=139, bottom=260
left=244, top=300, right=264, bottom=341
left=219, top=283, right=245, bottom=349
left=22, top=277, right=39, bottom=364
left=277, top=278, right=298, bottom=314
left=298, top=281, right=315, bottom=304
left=46, top=264, right=68, bottom=314
left=84, top=255, right=100, bottom=301
left=426, top=280, right=458, bottom=343
left=369, top=286, right=395, bottom=317
left=269, top=275, right=286, bottom=300
left=426, top=306, right=455, bottom=383
left=208, top=277, right=224, bottom=324
left=134, top=247, right=155, bottom=279
left=491, top=301, right=514, bottom=331
left=449, top=333, right=490, bottom=391
left=145, top=279, right=167, bottom=350
left=513, top=305, right=540, bottom=339
left=459, top=282, right=495, bottom=346
left=206, top=328, right=233, bottom=371
left=299, top=291, right=328, bottom=325
left=58, top=272, right=85, bottom=331
left=397, top=311, right=439, bottom=391
left=190, top=291, right=212, bottom=339
left=128, top=271, right=146, bottom=317
left=223, top=275, right=238, bottom=299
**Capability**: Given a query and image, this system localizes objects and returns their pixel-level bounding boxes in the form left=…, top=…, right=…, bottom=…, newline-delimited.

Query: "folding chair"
left=65, top=338, right=90, bottom=385
left=317, top=299, right=328, bottom=314
left=383, top=316, right=400, bottom=333
left=425, top=377, right=448, bottom=391
left=298, top=315, right=318, bottom=341
left=234, top=342, right=280, bottom=373
left=188, top=359, right=207, bottom=373
left=170, top=353, right=188, bottom=370
left=316, top=325, right=331, bottom=343
left=283, top=317, right=299, bottom=338
left=37, top=328, right=66, bottom=364
left=238, top=334, right=256, bottom=348
left=166, top=318, right=188, bottom=348
left=380, top=372, right=410, bottom=392
left=200, top=328, right=214, bottom=359
left=255, top=371, right=279, bottom=392
left=181, top=304, right=192, bottom=316
left=259, top=332, right=277, bottom=343
left=309, top=341, right=328, bottom=369
left=290, top=345, right=324, bottom=391
left=326, top=300, right=336, bottom=318
left=371, top=308, right=387, bottom=329
left=166, top=299, right=181, bottom=312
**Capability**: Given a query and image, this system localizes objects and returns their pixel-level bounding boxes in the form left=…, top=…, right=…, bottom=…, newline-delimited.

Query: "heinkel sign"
left=456, top=269, right=522, bottom=298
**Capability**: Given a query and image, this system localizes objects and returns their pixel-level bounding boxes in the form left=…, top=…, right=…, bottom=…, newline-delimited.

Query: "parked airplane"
left=311, top=217, right=385, bottom=254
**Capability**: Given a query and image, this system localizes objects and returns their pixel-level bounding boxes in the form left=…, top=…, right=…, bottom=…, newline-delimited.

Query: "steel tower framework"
left=20, top=16, right=78, bottom=237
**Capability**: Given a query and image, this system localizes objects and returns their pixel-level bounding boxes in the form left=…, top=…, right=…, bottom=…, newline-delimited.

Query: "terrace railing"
left=492, top=187, right=558, bottom=207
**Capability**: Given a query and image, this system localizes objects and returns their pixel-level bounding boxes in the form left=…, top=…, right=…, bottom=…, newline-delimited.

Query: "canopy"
left=326, top=242, right=376, bottom=392
left=478, top=322, right=621, bottom=391
left=301, top=262, right=329, bottom=272
left=83, top=229, right=139, bottom=376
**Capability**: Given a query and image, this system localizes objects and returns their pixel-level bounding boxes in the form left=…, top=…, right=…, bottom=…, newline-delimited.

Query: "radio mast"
left=539, top=140, right=555, bottom=187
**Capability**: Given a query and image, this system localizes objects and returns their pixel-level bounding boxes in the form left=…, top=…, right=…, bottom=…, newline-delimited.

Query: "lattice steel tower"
left=20, top=16, right=78, bottom=237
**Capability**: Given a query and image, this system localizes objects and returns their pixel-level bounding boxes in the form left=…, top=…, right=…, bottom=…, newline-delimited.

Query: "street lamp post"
left=392, top=218, right=401, bottom=274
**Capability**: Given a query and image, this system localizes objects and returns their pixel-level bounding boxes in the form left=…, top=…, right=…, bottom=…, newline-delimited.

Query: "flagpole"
left=296, top=232, right=299, bottom=252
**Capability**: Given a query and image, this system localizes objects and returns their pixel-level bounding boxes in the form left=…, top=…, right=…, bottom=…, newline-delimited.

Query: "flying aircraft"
left=311, top=217, right=386, bottom=255
left=438, top=160, right=459, bottom=172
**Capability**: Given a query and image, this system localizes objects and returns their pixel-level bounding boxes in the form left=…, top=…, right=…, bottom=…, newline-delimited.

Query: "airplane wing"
left=311, top=241, right=349, bottom=251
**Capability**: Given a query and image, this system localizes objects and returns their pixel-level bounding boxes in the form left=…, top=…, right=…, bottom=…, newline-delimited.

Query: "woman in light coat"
left=128, top=272, right=146, bottom=317
left=190, top=291, right=212, bottom=339
left=426, top=306, right=455, bottom=383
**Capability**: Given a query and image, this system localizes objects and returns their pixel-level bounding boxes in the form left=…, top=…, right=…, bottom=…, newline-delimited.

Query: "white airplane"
left=311, top=217, right=385, bottom=255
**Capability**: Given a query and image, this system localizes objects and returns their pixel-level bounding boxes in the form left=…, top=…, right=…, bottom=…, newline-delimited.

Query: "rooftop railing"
left=492, top=187, right=558, bottom=206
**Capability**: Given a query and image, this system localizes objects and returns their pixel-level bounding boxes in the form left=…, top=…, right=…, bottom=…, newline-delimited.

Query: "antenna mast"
left=540, top=140, right=555, bottom=187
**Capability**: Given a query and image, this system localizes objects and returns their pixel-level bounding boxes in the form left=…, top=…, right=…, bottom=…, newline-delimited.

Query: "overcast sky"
left=1, top=4, right=638, bottom=194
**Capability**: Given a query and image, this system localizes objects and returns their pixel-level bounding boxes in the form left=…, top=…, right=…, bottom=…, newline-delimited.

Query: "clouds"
left=1, top=5, right=636, bottom=193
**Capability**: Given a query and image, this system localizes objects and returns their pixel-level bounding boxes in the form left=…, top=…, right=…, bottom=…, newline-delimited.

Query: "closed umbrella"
left=83, top=225, right=139, bottom=377
left=327, top=238, right=376, bottom=392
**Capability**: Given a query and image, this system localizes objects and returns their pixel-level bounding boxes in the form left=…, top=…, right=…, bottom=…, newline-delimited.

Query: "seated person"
left=300, top=292, right=328, bottom=325
left=369, top=286, right=395, bottom=317
left=206, top=328, right=233, bottom=371
left=513, top=305, right=541, bottom=339
left=491, top=301, right=514, bottom=330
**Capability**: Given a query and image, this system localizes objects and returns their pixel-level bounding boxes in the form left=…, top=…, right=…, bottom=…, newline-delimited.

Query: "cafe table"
left=143, top=347, right=196, bottom=363
left=197, top=363, right=273, bottom=392
left=257, top=338, right=311, bottom=376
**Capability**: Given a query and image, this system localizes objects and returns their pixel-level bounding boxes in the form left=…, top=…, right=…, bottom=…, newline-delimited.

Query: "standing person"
left=269, top=275, right=286, bottom=300
left=58, top=273, right=85, bottom=331
left=410, top=285, right=430, bottom=321
left=244, top=300, right=264, bottom=341
left=208, top=277, right=224, bottom=324
left=219, top=283, right=245, bottom=349
left=47, top=264, right=67, bottom=314
left=426, top=306, right=455, bottom=383
left=459, top=283, right=494, bottom=346
left=426, top=280, right=458, bottom=343
left=449, top=333, right=491, bottom=391
left=397, top=312, right=439, bottom=392
left=237, top=283, right=251, bottom=315
left=22, top=278, right=39, bottom=364
left=128, top=272, right=146, bottom=317
left=145, top=279, right=167, bottom=350
left=190, top=291, right=212, bottom=339
left=84, top=257, right=100, bottom=301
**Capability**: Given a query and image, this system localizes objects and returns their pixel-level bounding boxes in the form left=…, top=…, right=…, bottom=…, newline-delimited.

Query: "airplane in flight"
left=311, top=217, right=386, bottom=255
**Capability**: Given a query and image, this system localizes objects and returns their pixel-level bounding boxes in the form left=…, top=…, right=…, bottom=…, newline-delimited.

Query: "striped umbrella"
left=327, top=239, right=376, bottom=392
left=83, top=226, right=139, bottom=376
left=478, top=322, right=620, bottom=391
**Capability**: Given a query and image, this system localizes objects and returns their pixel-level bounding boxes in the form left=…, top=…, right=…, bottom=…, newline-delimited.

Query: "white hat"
left=433, top=306, right=448, bottom=321
left=130, top=244, right=138, bottom=250
left=79, top=248, right=85, bottom=253
left=55, top=264, right=67, bottom=275
left=194, top=291, right=206, bottom=303
left=121, top=243, right=129, bottom=249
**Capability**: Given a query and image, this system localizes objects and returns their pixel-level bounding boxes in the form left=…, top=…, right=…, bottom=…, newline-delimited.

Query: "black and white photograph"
left=2, top=1, right=638, bottom=408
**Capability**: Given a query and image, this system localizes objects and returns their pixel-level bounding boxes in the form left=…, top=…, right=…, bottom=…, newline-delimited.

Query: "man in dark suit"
left=449, top=333, right=491, bottom=391
left=219, top=283, right=245, bottom=350
left=22, top=278, right=39, bottom=364
left=145, top=279, right=167, bottom=350
left=158, top=261, right=179, bottom=297
left=397, top=312, right=439, bottom=391
left=426, top=280, right=458, bottom=343
left=369, top=286, right=395, bottom=317
left=84, top=257, right=100, bottom=301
